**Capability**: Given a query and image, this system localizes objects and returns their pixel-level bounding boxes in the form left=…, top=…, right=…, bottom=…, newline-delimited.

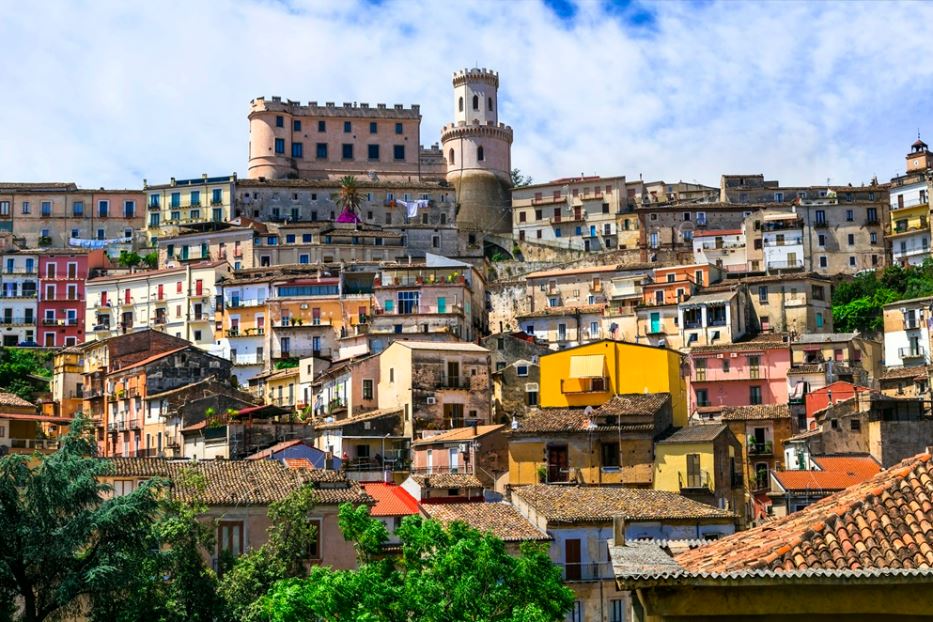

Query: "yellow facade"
left=653, top=441, right=716, bottom=493
left=508, top=436, right=653, bottom=487
left=539, top=340, right=688, bottom=427
left=889, top=203, right=927, bottom=236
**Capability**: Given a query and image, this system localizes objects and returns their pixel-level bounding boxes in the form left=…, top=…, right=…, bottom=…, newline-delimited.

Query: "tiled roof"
left=412, top=424, right=504, bottom=446
left=513, top=394, right=669, bottom=434
left=787, top=364, right=824, bottom=374
left=361, top=483, right=420, bottom=516
left=517, top=304, right=606, bottom=319
left=104, top=458, right=367, bottom=506
left=245, top=439, right=308, bottom=460
left=721, top=404, right=791, bottom=421
left=690, top=334, right=790, bottom=354
left=511, top=485, right=735, bottom=525
left=773, top=455, right=881, bottom=493
left=658, top=424, right=729, bottom=444
left=408, top=473, right=484, bottom=489
left=795, top=332, right=860, bottom=344
left=880, top=365, right=932, bottom=381
left=315, top=407, right=403, bottom=431
left=0, top=391, right=35, bottom=409
left=674, top=453, right=933, bottom=575
left=393, top=340, right=489, bottom=353
left=424, top=502, right=551, bottom=542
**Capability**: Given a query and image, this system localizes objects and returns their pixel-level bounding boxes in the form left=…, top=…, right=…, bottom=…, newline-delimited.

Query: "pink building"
left=689, top=334, right=791, bottom=417
left=37, top=249, right=109, bottom=347
left=410, top=424, right=507, bottom=490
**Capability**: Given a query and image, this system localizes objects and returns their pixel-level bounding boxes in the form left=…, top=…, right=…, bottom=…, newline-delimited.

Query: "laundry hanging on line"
left=395, top=199, right=430, bottom=218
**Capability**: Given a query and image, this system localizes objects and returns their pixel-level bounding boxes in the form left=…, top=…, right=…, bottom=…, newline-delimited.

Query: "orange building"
left=641, top=264, right=721, bottom=306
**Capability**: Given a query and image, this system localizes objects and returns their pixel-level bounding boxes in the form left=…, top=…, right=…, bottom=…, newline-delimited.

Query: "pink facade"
left=37, top=250, right=108, bottom=347
left=689, top=343, right=791, bottom=412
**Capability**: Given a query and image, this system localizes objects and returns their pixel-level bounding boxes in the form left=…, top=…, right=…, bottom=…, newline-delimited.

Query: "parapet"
left=452, top=67, right=500, bottom=88
left=250, top=96, right=421, bottom=119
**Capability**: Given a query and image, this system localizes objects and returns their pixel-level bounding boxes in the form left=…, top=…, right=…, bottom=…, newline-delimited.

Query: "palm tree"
left=336, top=175, right=362, bottom=225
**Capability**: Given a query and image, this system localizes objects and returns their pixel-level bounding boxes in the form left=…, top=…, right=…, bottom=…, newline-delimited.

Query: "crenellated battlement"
left=249, top=96, right=421, bottom=119
left=452, top=67, right=499, bottom=88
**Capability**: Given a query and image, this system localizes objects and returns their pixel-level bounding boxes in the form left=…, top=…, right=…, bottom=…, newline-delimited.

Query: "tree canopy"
left=832, top=260, right=933, bottom=333
left=259, top=504, right=574, bottom=622
left=0, top=348, right=51, bottom=400
left=510, top=169, right=533, bottom=188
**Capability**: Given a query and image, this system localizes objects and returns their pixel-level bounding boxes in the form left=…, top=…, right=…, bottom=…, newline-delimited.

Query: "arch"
left=472, top=95, right=479, bottom=110
left=458, top=97, right=463, bottom=112
left=488, top=96, right=493, bottom=111
left=477, top=146, right=484, bottom=162
left=449, top=148, right=455, bottom=165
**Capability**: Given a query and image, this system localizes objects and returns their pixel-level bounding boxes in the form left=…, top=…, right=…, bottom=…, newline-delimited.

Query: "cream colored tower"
left=441, top=68, right=513, bottom=233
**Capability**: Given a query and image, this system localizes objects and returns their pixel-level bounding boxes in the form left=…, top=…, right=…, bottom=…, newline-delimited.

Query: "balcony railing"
left=0, top=316, right=35, bottom=325
left=899, top=346, right=927, bottom=359
left=227, top=299, right=266, bottom=308
left=678, top=470, right=712, bottom=492
left=766, top=259, right=805, bottom=270
left=562, top=560, right=614, bottom=582
left=0, top=291, right=37, bottom=299
left=435, top=376, right=471, bottom=390
left=8, top=438, right=61, bottom=451
left=747, top=440, right=773, bottom=455
left=891, top=196, right=928, bottom=210
left=226, top=328, right=265, bottom=337
left=232, top=354, right=261, bottom=366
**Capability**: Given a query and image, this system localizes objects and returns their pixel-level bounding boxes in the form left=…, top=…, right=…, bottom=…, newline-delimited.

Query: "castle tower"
left=441, top=68, right=513, bottom=233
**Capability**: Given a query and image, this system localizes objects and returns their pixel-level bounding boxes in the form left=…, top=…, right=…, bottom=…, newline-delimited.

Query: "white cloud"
left=1, top=0, right=931, bottom=189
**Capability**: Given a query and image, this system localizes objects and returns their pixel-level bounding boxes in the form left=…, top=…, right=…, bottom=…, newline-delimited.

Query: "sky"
left=2, top=0, right=932, bottom=190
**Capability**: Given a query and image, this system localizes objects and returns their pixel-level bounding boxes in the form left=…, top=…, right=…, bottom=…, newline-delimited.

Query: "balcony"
left=277, top=319, right=332, bottom=328
left=762, top=238, right=803, bottom=247
left=232, top=354, right=262, bottom=366
left=747, top=440, right=773, bottom=456
left=434, top=375, right=471, bottom=390
left=678, top=470, right=712, bottom=492
left=813, top=221, right=828, bottom=228
left=560, top=377, right=610, bottom=394
left=766, top=259, right=804, bottom=270
left=227, top=298, right=266, bottom=309
left=1, top=267, right=38, bottom=275
left=226, top=327, right=265, bottom=338
left=0, top=316, right=35, bottom=325
left=8, top=438, right=61, bottom=452
left=42, top=318, right=79, bottom=326
left=891, top=196, right=928, bottom=210
left=899, top=346, right=927, bottom=361
left=0, top=291, right=37, bottom=299
left=562, top=561, right=613, bottom=583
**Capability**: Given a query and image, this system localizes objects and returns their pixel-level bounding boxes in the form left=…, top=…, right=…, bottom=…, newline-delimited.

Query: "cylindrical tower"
left=441, top=68, right=513, bottom=233
left=248, top=97, right=297, bottom=179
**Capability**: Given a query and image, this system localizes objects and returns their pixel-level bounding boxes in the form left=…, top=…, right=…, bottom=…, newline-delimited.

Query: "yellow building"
left=47, top=347, right=84, bottom=419
left=653, top=424, right=744, bottom=520
left=539, top=340, right=688, bottom=427
left=143, top=174, right=237, bottom=241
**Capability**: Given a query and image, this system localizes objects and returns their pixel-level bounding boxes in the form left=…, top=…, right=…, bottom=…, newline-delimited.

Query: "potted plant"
left=536, top=464, right=548, bottom=483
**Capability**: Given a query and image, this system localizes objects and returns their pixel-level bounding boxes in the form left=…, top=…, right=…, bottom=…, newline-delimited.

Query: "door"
left=426, top=449, right=433, bottom=473
left=437, top=297, right=446, bottom=314
left=548, top=445, right=569, bottom=482
left=446, top=361, right=460, bottom=388
left=650, top=312, right=661, bottom=333
left=449, top=447, right=459, bottom=473
left=787, top=252, right=797, bottom=267
left=686, top=453, right=701, bottom=488
left=564, top=539, right=582, bottom=581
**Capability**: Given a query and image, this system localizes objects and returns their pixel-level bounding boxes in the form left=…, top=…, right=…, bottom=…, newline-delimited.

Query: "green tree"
left=510, top=168, right=533, bottom=188
left=0, top=349, right=51, bottom=400
left=0, top=415, right=161, bottom=622
left=337, top=176, right=363, bottom=218
left=143, top=252, right=158, bottom=269
left=116, top=251, right=142, bottom=269
left=259, top=505, right=574, bottom=622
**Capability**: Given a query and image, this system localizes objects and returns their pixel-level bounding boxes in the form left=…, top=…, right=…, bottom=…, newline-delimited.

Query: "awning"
left=763, top=212, right=800, bottom=221
left=569, top=354, right=606, bottom=378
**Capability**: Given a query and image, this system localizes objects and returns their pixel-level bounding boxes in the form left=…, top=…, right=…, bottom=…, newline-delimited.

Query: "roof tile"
left=424, top=502, right=551, bottom=542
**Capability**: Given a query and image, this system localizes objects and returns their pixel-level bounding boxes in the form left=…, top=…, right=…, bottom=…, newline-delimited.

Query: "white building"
left=761, top=212, right=804, bottom=271
left=0, top=253, right=38, bottom=345
left=217, top=277, right=271, bottom=385
left=882, top=296, right=933, bottom=368
left=692, top=229, right=747, bottom=274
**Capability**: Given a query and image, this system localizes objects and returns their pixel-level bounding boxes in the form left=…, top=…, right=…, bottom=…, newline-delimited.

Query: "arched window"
left=458, top=97, right=463, bottom=112
left=472, top=95, right=479, bottom=110
left=477, top=146, right=484, bottom=162
left=449, top=149, right=455, bottom=165
left=488, top=97, right=493, bottom=111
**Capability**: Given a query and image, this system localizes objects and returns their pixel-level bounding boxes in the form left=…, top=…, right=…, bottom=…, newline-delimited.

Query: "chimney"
left=470, top=421, right=478, bottom=435
left=613, top=516, right=626, bottom=546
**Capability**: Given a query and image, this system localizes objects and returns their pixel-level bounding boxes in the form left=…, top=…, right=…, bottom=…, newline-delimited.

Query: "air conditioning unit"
left=425, top=396, right=437, bottom=405
left=300, top=304, right=309, bottom=310
left=717, top=353, right=724, bottom=359
left=730, top=352, right=738, bottom=358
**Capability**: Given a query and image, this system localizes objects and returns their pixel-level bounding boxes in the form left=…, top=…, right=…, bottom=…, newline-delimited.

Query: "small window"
left=275, top=115, right=284, bottom=127
left=274, top=138, right=285, bottom=154
left=395, top=122, right=403, bottom=134
left=369, top=121, right=378, bottom=134
left=472, top=94, right=479, bottom=110
left=851, top=418, right=861, bottom=432
left=477, top=146, right=484, bottom=161
left=394, top=145, right=405, bottom=160
left=292, top=119, right=301, bottom=131
left=343, top=121, right=352, bottom=133
left=368, top=144, right=380, bottom=160
left=318, top=120, right=326, bottom=132
left=342, top=144, right=353, bottom=160
left=516, top=365, right=529, bottom=377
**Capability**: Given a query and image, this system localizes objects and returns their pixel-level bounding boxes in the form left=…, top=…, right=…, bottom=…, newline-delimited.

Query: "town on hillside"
left=1, top=68, right=931, bottom=621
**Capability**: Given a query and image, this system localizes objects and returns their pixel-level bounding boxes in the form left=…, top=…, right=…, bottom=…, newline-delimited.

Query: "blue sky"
left=1, top=0, right=931, bottom=189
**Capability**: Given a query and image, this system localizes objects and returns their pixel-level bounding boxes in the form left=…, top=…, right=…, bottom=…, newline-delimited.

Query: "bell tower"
left=441, top=68, right=513, bottom=233
left=907, top=135, right=933, bottom=173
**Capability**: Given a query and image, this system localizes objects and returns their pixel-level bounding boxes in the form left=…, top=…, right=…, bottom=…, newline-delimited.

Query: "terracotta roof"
left=424, top=502, right=551, bottom=542
left=690, top=334, right=790, bottom=354
left=104, top=458, right=367, bottom=505
left=361, top=483, right=420, bottom=516
left=796, top=332, right=861, bottom=344
left=599, top=393, right=671, bottom=416
left=675, top=453, right=933, bottom=575
left=315, top=407, right=403, bottom=431
left=408, top=473, right=483, bottom=489
left=245, top=439, right=309, bottom=460
left=513, top=394, right=670, bottom=434
left=511, top=485, right=735, bottom=525
left=109, top=346, right=190, bottom=373
left=0, top=413, right=72, bottom=423
left=525, top=263, right=631, bottom=280
left=721, top=404, right=791, bottom=421
left=773, top=455, right=881, bottom=493
left=658, top=424, right=729, bottom=444
left=392, top=341, right=489, bottom=353
left=412, top=424, right=504, bottom=446
left=787, top=364, right=824, bottom=374
left=517, top=304, right=606, bottom=319
left=880, top=365, right=932, bottom=381
left=0, top=392, right=35, bottom=409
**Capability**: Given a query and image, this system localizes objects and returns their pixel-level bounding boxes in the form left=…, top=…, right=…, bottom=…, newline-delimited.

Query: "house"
left=512, top=484, right=736, bottom=622
left=734, top=273, right=833, bottom=334
left=361, top=482, right=420, bottom=544
left=677, top=286, right=751, bottom=348
left=411, top=424, right=507, bottom=491
left=538, top=340, right=688, bottom=427
left=180, top=403, right=312, bottom=461
left=103, top=458, right=369, bottom=570
left=0, top=392, right=69, bottom=455
left=688, top=333, right=791, bottom=418
left=878, top=364, right=932, bottom=397
left=653, top=424, right=744, bottom=516
left=769, top=454, right=881, bottom=517
left=483, top=332, right=548, bottom=419
left=39, top=249, right=110, bottom=348
left=720, top=404, right=794, bottom=520
left=422, top=502, right=550, bottom=553
left=508, top=393, right=673, bottom=486
left=790, top=332, right=883, bottom=385
left=643, top=264, right=720, bottom=306
left=881, top=296, right=933, bottom=368
left=610, top=453, right=933, bottom=620
left=144, top=175, right=236, bottom=239
left=635, top=300, right=682, bottom=350
left=401, top=473, right=485, bottom=503
left=889, top=141, right=933, bottom=266
left=801, top=381, right=872, bottom=430
left=314, top=408, right=407, bottom=482
left=692, top=229, right=746, bottom=274
left=0, top=251, right=39, bottom=346
left=246, top=438, right=339, bottom=469
left=376, top=340, right=492, bottom=434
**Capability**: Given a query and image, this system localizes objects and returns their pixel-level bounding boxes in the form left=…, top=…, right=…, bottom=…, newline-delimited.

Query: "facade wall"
left=882, top=298, right=933, bottom=367
left=38, top=250, right=107, bottom=347
left=689, top=346, right=790, bottom=411
left=144, top=176, right=236, bottom=240
left=0, top=252, right=39, bottom=345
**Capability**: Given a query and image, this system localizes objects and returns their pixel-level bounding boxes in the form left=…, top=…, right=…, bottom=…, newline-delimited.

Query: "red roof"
left=692, top=229, right=743, bottom=237
left=361, top=482, right=420, bottom=517
left=773, top=455, right=881, bottom=492
left=0, top=413, right=73, bottom=424
left=284, top=458, right=314, bottom=470
left=113, top=347, right=188, bottom=373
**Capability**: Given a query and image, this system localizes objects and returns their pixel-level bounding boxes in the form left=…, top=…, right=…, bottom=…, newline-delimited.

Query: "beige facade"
left=157, top=225, right=257, bottom=270
left=791, top=332, right=884, bottom=383
left=143, top=175, right=236, bottom=240
left=0, top=182, right=146, bottom=250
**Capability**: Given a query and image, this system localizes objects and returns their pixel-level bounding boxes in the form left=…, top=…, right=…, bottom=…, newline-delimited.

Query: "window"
left=818, top=233, right=826, bottom=247
left=342, top=144, right=353, bottom=160
left=758, top=286, right=768, bottom=303
left=41, top=201, right=51, bottom=216
left=815, top=209, right=826, bottom=224
left=368, top=121, right=377, bottom=134
left=343, top=121, right=352, bottom=133
left=870, top=231, right=878, bottom=245
left=275, top=115, right=284, bottom=127
left=816, top=311, right=824, bottom=329
left=292, top=142, right=303, bottom=158
left=601, top=442, right=620, bottom=467
left=526, top=388, right=538, bottom=406
left=317, top=120, right=325, bottom=132
left=73, top=201, right=84, bottom=216
left=98, top=200, right=109, bottom=217
left=867, top=207, right=878, bottom=222
left=472, top=94, right=479, bottom=110
left=847, top=233, right=855, bottom=245
left=291, top=119, right=301, bottom=132
left=170, top=192, right=181, bottom=208
left=367, top=144, right=379, bottom=160
left=846, top=209, right=854, bottom=221
left=819, top=256, right=828, bottom=268
left=610, top=599, right=625, bottom=622
left=0, top=201, right=8, bottom=215
left=749, top=385, right=762, bottom=405
left=695, top=388, right=709, bottom=407
left=722, top=359, right=730, bottom=373
left=849, top=256, right=856, bottom=267
left=851, top=418, right=861, bottom=432
left=477, top=146, right=484, bottom=161
left=316, top=143, right=328, bottom=159
left=516, top=364, right=529, bottom=377
left=217, top=521, right=244, bottom=558
left=274, top=138, right=285, bottom=154
left=393, top=145, right=405, bottom=160
left=488, top=96, right=494, bottom=111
